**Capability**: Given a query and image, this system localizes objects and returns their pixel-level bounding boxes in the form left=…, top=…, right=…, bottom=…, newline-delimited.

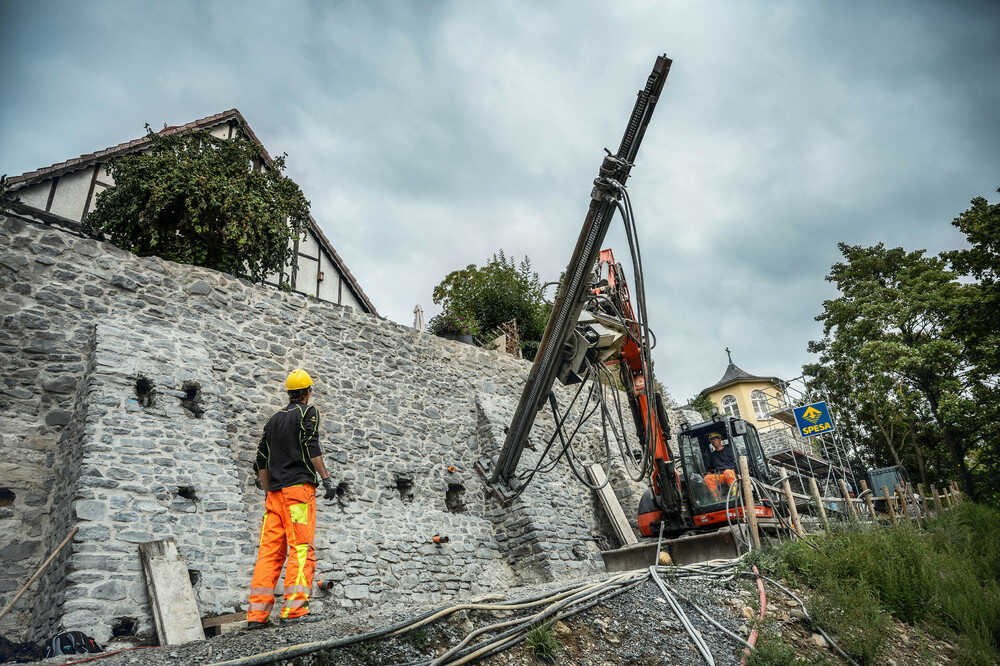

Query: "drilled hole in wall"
left=0, top=488, right=14, bottom=507
left=395, top=477, right=414, bottom=502
left=177, top=486, right=197, bottom=501
left=135, top=374, right=156, bottom=408
left=188, top=569, right=202, bottom=587
left=445, top=483, right=466, bottom=513
left=180, top=381, right=205, bottom=419
left=334, top=481, right=350, bottom=507
left=111, top=617, right=138, bottom=638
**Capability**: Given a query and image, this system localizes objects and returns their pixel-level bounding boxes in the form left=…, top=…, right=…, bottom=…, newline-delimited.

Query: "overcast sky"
left=3, top=1, right=998, bottom=401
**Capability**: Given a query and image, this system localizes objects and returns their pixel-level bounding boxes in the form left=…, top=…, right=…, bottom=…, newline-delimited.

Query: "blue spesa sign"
left=792, top=401, right=835, bottom=438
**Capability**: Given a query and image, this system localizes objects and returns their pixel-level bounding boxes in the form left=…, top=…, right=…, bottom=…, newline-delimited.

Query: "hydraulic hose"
left=651, top=565, right=715, bottom=665
left=740, top=565, right=767, bottom=666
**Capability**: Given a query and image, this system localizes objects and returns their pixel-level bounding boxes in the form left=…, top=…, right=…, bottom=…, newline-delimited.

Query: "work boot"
left=279, top=614, right=320, bottom=627
left=246, top=620, right=271, bottom=630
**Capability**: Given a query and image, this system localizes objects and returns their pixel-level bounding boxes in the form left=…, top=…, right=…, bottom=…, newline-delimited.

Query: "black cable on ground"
left=206, top=577, right=613, bottom=666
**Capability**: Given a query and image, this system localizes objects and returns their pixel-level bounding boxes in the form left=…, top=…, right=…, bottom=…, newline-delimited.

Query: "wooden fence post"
left=931, top=484, right=944, bottom=517
left=894, top=484, right=912, bottom=526
left=881, top=485, right=898, bottom=525
left=918, top=482, right=931, bottom=519
left=808, top=476, right=830, bottom=533
left=860, top=480, right=877, bottom=522
left=944, top=488, right=954, bottom=510
left=905, top=483, right=922, bottom=528
left=739, top=456, right=761, bottom=549
left=838, top=478, right=858, bottom=523
left=779, top=467, right=804, bottom=537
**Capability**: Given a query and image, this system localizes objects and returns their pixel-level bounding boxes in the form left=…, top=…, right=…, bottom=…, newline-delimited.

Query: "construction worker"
left=247, top=369, right=337, bottom=629
left=703, top=432, right=737, bottom=499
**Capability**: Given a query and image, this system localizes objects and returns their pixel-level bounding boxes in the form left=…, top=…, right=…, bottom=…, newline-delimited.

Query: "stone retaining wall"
left=0, top=214, right=669, bottom=645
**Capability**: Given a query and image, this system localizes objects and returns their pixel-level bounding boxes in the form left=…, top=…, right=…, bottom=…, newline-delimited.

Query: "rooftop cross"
left=725, top=347, right=733, bottom=364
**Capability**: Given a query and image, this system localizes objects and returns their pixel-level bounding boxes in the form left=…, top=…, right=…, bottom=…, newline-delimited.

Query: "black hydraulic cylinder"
left=476, top=54, right=672, bottom=504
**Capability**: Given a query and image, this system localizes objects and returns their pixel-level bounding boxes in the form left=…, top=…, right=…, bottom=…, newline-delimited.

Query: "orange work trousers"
left=248, top=483, right=317, bottom=622
left=704, top=469, right=737, bottom=499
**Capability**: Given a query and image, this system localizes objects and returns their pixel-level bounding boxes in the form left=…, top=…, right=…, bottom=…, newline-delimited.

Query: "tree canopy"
left=806, top=189, right=1000, bottom=504
left=83, top=126, right=311, bottom=284
left=431, top=251, right=549, bottom=358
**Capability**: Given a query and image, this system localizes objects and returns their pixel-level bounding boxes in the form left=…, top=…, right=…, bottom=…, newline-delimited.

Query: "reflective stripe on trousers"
left=247, top=484, right=317, bottom=622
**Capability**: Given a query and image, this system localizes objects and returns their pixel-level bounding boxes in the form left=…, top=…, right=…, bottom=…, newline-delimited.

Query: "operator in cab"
left=704, top=432, right=737, bottom=498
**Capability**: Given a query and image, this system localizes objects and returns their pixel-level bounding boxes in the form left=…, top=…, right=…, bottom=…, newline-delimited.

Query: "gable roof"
left=701, top=361, right=781, bottom=395
left=7, top=109, right=377, bottom=316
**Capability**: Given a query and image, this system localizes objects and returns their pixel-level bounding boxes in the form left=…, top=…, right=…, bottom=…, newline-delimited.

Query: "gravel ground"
left=4, top=571, right=761, bottom=666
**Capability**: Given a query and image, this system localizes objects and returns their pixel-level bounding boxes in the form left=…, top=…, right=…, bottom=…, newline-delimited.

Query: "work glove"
left=322, top=477, right=337, bottom=501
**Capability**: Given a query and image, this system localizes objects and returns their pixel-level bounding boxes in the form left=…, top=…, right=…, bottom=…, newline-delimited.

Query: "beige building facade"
left=700, top=358, right=786, bottom=429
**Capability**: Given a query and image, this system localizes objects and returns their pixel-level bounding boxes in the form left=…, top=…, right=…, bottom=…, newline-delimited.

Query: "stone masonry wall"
left=0, top=214, right=653, bottom=645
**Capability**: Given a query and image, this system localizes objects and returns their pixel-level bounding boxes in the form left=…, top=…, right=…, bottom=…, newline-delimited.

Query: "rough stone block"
left=75, top=500, right=107, bottom=522
left=186, top=281, right=212, bottom=295
left=109, top=275, right=138, bottom=292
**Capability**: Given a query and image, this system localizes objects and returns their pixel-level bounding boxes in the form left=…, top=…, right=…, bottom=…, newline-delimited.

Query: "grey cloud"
left=2, top=0, right=997, bottom=400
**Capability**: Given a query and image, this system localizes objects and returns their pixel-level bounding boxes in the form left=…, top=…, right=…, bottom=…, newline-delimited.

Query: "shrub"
left=83, top=126, right=310, bottom=284
left=431, top=251, right=548, bottom=358
left=773, top=504, right=1000, bottom=663
left=428, top=309, right=479, bottom=337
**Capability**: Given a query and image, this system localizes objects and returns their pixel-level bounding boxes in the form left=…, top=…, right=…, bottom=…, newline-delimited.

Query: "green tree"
left=808, top=243, right=977, bottom=499
left=83, top=126, right=310, bottom=284
left=432, top=251, right=549, bottom=358
left=685, top=393, right=715, bottom=420
left=943, top=189, right=1000, bottom=505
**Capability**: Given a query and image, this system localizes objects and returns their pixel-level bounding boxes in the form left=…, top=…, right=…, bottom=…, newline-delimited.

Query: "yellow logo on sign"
left=802, top=406, right=823, bottom=424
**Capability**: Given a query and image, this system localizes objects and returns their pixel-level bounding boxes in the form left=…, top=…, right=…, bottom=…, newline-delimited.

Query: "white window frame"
left=751, top=390, right=770, bottom=421
left=721, top=394, right=741, bottom=418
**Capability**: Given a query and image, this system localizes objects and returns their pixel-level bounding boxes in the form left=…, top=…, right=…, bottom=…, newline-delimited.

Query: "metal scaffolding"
left=756, top=376, right=861, bottom=498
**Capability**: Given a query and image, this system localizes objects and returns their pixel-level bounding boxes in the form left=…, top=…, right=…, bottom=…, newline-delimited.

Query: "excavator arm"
left=475, top=54, right=672, bottom=505
left=592, top=251, right=688, bottom=534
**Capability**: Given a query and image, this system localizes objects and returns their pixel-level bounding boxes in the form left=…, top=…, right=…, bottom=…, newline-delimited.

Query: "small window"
left=751, top=390, right=769, bottom=421
left=721, top=394, right=741, bottom=418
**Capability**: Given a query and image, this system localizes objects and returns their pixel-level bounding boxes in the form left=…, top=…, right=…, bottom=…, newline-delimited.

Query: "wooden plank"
left=586, top=464, right=638, bottom=546
left=139, top=539, right=206, bottom=646
left=739, top=456, right=761, bottom=549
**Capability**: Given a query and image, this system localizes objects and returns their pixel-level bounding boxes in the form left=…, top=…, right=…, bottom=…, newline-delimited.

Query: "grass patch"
left=808, top=579, right=889, bottom=665
left=405, top=625, right=433, bottom=650
left=348, top=640, right=378, bottom=665
left=525, top=620, right=562, bottom=663
left=746, top=622, right=836, bottom=666
left=759, top=502, right=1000, bottom=664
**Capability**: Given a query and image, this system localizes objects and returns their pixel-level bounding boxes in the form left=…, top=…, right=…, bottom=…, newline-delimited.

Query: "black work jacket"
left=709, top=443, right=737, bottom=472
left=254, top=402, right=321, bottom=491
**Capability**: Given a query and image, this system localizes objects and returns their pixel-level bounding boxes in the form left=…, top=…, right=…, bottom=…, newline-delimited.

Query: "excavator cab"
left=676, top=417, right=774, bottom=528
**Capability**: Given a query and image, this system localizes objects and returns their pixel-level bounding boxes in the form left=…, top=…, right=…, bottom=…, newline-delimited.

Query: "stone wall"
left=0, top=214, right=662, bottom=645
